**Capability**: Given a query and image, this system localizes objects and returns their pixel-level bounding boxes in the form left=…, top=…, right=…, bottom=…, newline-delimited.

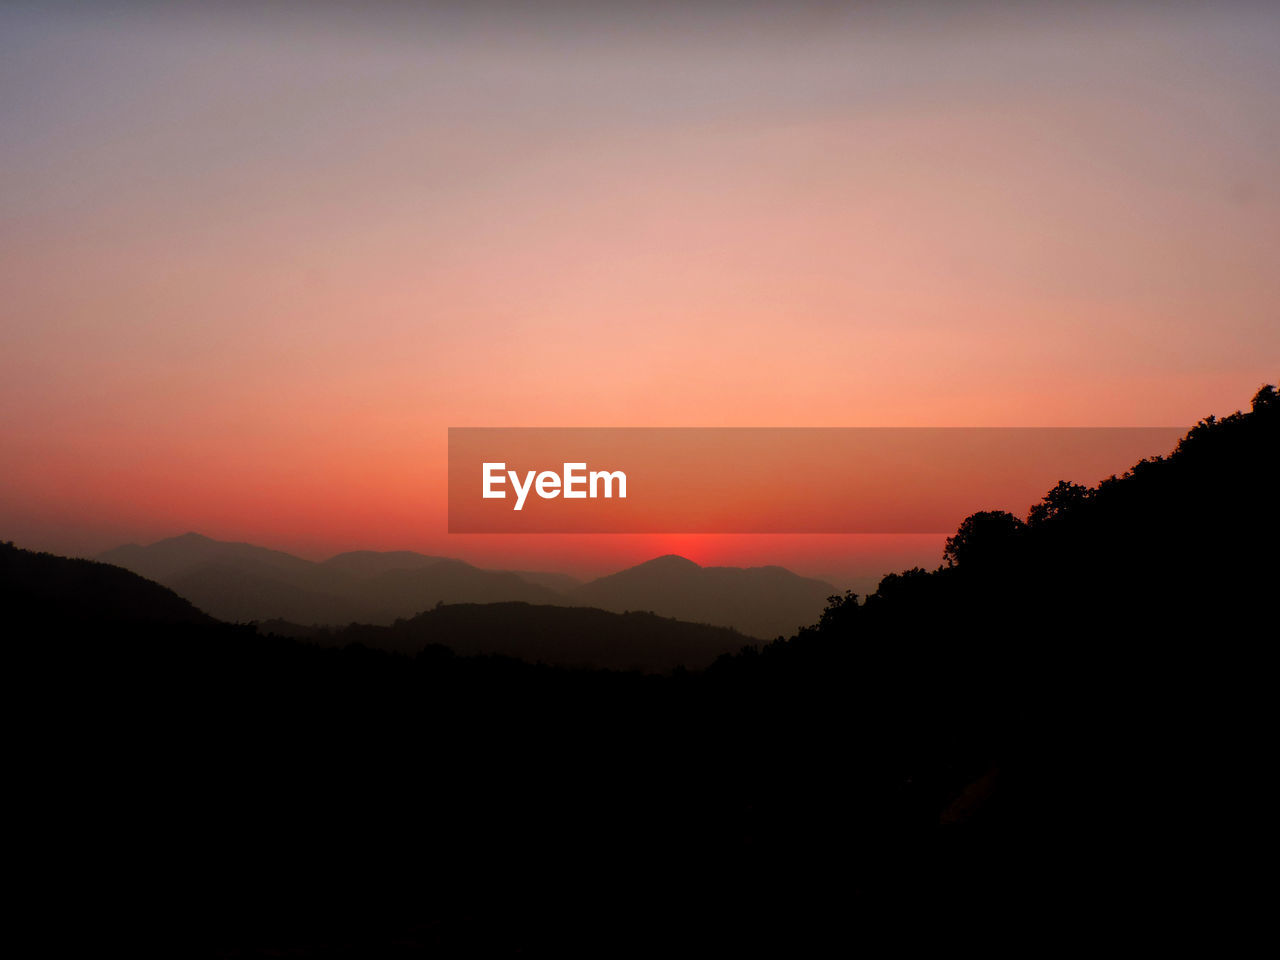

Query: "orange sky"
left=1, top=2, right=1277, bottom=586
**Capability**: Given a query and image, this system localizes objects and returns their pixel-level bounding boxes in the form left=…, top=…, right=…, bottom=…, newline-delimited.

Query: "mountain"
left=355, top=560, right=565, bottom=613
left=503, top=569, right=584, bottom=593
left=96, top=537, right=834, bottom=637
left=572, top=554, right=836, bottom=639
left=698, top=383, right=1279, bottom=938
left=319, top=550, right=446, bottom=578
left=3, top=540, right=212, bottom=626
left=99, top=531, right=318, bottom=584
left=317, top=601, right=750, bottom=671
left=97, top=535, right=566, bottom=625
left=99, top=532, right=372, bottom=623
left=318, top=550, right=582, bottom=595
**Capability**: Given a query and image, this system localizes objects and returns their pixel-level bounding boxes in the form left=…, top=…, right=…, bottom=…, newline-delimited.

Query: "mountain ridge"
left=95, top=535, right=840, bottom=637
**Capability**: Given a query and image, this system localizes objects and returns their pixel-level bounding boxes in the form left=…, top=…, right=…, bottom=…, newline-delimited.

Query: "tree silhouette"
left=1251, top=382, right=1277, bottom=411
left=941, top=509, right=1025, bottom=568
left=1027, top=479, right=1090, bottom=526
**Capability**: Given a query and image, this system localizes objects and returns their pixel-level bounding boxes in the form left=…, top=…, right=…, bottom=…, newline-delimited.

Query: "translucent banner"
left=448, top=427, right=1184, bottom=533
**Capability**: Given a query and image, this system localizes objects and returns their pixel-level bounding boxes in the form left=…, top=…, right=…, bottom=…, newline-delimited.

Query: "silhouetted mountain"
left=503, top=569, right=584, bottom=593
left=319, top=549, right=447, bottom=578
left=166, top=561, right=367, bottom=624
left=3, top=540, right=212, bottom=626
left=356, top=559, right=566, bottom=614
left=96, top=532, right=360, bottom=622
left=306, top=601, right=749, bottom=671
left=98, top=536, right=566, bottom=624
left=97, top=536, right=833, bottom=637
left=332, top=556, right=587, bottom=598
left=99, top=531, right=317, bottom=584
left=700, top=382, right=1278, bottom=941
left=573, top=554, right=836, bottom=639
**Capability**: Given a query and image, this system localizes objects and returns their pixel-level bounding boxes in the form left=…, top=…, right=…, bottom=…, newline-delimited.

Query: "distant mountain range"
left=96, top=533, right=836, bottom=638
left=5, top=541, right=753, bottom=671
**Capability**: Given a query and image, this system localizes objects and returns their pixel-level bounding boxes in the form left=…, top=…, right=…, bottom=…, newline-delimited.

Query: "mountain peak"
left=638, top=554, right=701, bottom=570
left=573, top=554, right=835, bottom=639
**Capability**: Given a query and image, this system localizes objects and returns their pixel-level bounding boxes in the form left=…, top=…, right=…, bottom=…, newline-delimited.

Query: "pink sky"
left=1, top=2, right=1277, bottom=586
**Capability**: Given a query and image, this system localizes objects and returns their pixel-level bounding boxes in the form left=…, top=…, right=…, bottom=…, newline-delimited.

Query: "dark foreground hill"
left=2, top=541, right=212, bottom=626
left=8, top=383, right=1277, bottom=954
left=701, top=383, right=1278, bottom=934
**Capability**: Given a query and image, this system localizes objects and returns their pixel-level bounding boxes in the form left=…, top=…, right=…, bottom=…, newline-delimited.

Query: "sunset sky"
left=2, top=2, right=1277, bottom=586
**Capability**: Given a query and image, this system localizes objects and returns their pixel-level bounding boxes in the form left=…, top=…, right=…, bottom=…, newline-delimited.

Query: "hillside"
left=3, top=540, right=213, bottom=626
left=98, top=534, right=566, bottom=624
left=573, top=554, right=836, bottom=639
left=309, top=601, right=751, bottom=671
left=701, top=383, right=1279, bottom=933
left=98, top=535, right=839, bottom=637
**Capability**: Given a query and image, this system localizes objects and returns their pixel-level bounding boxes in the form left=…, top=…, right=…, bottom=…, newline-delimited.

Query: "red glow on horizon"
left=2, top=3, right=1277, bottom=578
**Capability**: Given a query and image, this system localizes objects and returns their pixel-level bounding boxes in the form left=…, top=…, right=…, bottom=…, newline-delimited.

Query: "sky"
left=1, top=1, right=1277, bottom=587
